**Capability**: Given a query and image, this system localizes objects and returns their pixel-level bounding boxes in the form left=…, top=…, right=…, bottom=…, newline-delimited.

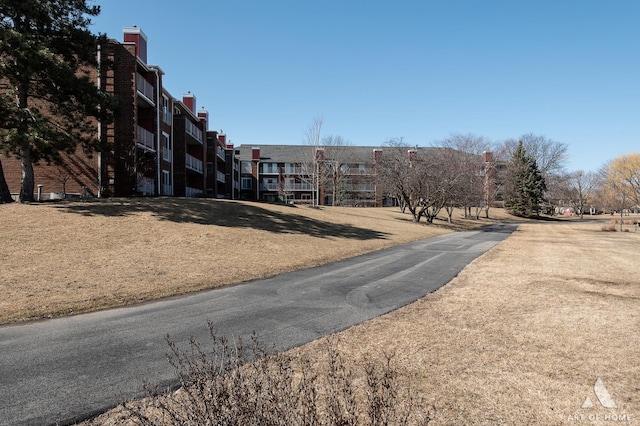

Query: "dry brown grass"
left=313, top=218, right=640, bottom=425
left=4, top=199, right=638, bottom=425
left=0, top=198, right=508, bottom=325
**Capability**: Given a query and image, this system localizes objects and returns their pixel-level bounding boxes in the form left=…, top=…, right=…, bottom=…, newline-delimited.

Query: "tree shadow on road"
left=55, top=198, right=390, bottom=240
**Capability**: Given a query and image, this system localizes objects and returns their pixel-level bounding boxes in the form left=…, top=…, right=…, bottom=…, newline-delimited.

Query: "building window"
left=241, top=177, right=252, bottom=190
left=263, top=178, right=277, bottom=191
left=241, top=161, right=252, bottom=174
left=262, top=162, right=278, bottom=173
left=285, top=178, right=295, bottom=190
left=162, top=170, right=172, bottom=195
left=162, top=95, right=172, bottom=124
left=162, top=132, right=171, bottom=162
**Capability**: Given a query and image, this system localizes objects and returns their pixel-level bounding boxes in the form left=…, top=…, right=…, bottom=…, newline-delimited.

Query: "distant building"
left=235, top=145, right=395, bottom=207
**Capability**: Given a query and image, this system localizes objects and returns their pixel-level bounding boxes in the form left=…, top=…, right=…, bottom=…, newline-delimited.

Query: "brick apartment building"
left=2, top=26, right=233, bottom=200
left=235, top=145, right=390, bottom=206
left=2, top=27, right=500, bottom=207
left=233, top=144, right=503, bottom=208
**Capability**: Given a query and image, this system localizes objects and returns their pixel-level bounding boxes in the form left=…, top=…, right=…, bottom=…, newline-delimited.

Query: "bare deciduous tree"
left=503, top=133, right=568, bottom=176
left=600, top=153, right=640, bottom=230
left=320, top=135, right=355, bottom=206
left=298, top=116, right=324, bottom=207
left=436, top=133, right=495, bottom=221
left=376, top=139, right=444, bottom=223
left=564, top=170, right=599, bottom=218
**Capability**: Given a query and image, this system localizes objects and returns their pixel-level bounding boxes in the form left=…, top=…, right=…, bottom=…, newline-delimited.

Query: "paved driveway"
left=0, top=223, right=517, bottom=426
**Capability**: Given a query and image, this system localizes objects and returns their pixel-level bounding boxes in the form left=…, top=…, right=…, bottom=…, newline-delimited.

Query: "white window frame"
left=261, top=162, right=278, bottom=173
left=241, top=161, right=253, bottom=174
left=161, top=132, right=172, bottom=162
left=241, top=177, right=252, bottom=190
left=162, top=170, right=172, bottom=195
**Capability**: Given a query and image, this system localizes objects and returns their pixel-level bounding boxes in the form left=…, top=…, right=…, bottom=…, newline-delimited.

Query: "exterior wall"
left=159, top=89, right=174, bottom=196
left=1, top=148, right=99, bottom=199
left=1, top=41, right=120, bottom=200
left=172, top=117, right=187, bottom=197
left=103, top=40, right=165, bottom=197
left=99, top=40, right=138, bottom=197
left=205, top=131, right=231, bottom=198
left=172, top=105, right=206, bottom=198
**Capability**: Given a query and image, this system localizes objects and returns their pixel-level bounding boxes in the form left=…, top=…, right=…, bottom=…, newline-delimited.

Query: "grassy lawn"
left=318, top=218, right=639, bottom=424
left=2, top=198, right=638, bottom=424
left=0, top=197, right=508, bottom=324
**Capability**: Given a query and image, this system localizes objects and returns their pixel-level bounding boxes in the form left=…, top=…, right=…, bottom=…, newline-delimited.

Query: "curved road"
left=0, top=223, right=517, bottom=426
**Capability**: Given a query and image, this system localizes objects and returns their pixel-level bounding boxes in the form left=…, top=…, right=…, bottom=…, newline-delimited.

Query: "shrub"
left=121, top=321, right=433, bottom=425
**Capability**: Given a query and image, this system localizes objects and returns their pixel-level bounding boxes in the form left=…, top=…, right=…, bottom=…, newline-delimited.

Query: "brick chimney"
left=218, top=133, right=226, bottom=145
left=182, top=92, right=196, bottom=113
left=483, top=151, right=494, bottom=163
left=197, top=107, right=208, bottom=130
left=123, top=26, right=148, bottom=63
left=315, top=147, right=325, bottom=161
left=252, top=147, right=260, bottom=160
left=408, top=149, right=417, bottom=161
left=373, top=149, right=382, bottom=163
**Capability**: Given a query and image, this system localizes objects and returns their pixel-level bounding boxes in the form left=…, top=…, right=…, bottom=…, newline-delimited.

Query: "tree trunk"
left=0, top=159, right=14, bottom=203
left=445, top=206, right=453, bottom=223
left=619, top=210, right=624, bottom=232
left=17, top=83, right=35, bottom=202
left=19, top=140, right=35, bottom=202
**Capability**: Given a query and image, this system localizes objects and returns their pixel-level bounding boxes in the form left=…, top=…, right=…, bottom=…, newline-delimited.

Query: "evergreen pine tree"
left=0, top=0, right=118, bottom=202
left=504, top=141, right=547, bottom=216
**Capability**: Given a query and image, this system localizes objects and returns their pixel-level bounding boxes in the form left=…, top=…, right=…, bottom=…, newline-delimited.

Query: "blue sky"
left=91, top=0, right=639, bottom=173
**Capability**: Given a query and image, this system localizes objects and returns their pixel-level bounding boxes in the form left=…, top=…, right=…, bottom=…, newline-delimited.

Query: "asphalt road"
left=0, top=223, right=517, bottom=426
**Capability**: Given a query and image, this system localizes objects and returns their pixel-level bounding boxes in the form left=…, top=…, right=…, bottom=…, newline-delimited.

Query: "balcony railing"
left=344, top=183, right=376, bottom=191
left=136, top=73, right=155, bottom=103
left=162, top=109, right=172, bottom=125
left=217, top=170, right=225, bottom=183
left=136, top=126, right=155, bottom=151
left=343, top=167, right=374, bottom=175
left=281, top=166, right=295, bottom=174
left=216, top=146, right=225, bottom=160
left=137, top=176, right=155, bottom=195
left=261, top=165, right=279, bottom=174
left=185, top=120, right=203, bottom=143
left=185, top=186, right=202, bottom=198
left=185, top=153, right=203, bottom=173
left=261, top=182, right=313, bottom=191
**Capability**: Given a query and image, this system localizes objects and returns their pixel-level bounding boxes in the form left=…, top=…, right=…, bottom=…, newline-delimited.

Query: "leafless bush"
left=121, top=321, right=433, bottom=425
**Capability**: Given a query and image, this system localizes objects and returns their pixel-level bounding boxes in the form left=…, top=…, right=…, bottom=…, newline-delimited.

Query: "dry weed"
left=102, top=324, right=434, bottom=425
